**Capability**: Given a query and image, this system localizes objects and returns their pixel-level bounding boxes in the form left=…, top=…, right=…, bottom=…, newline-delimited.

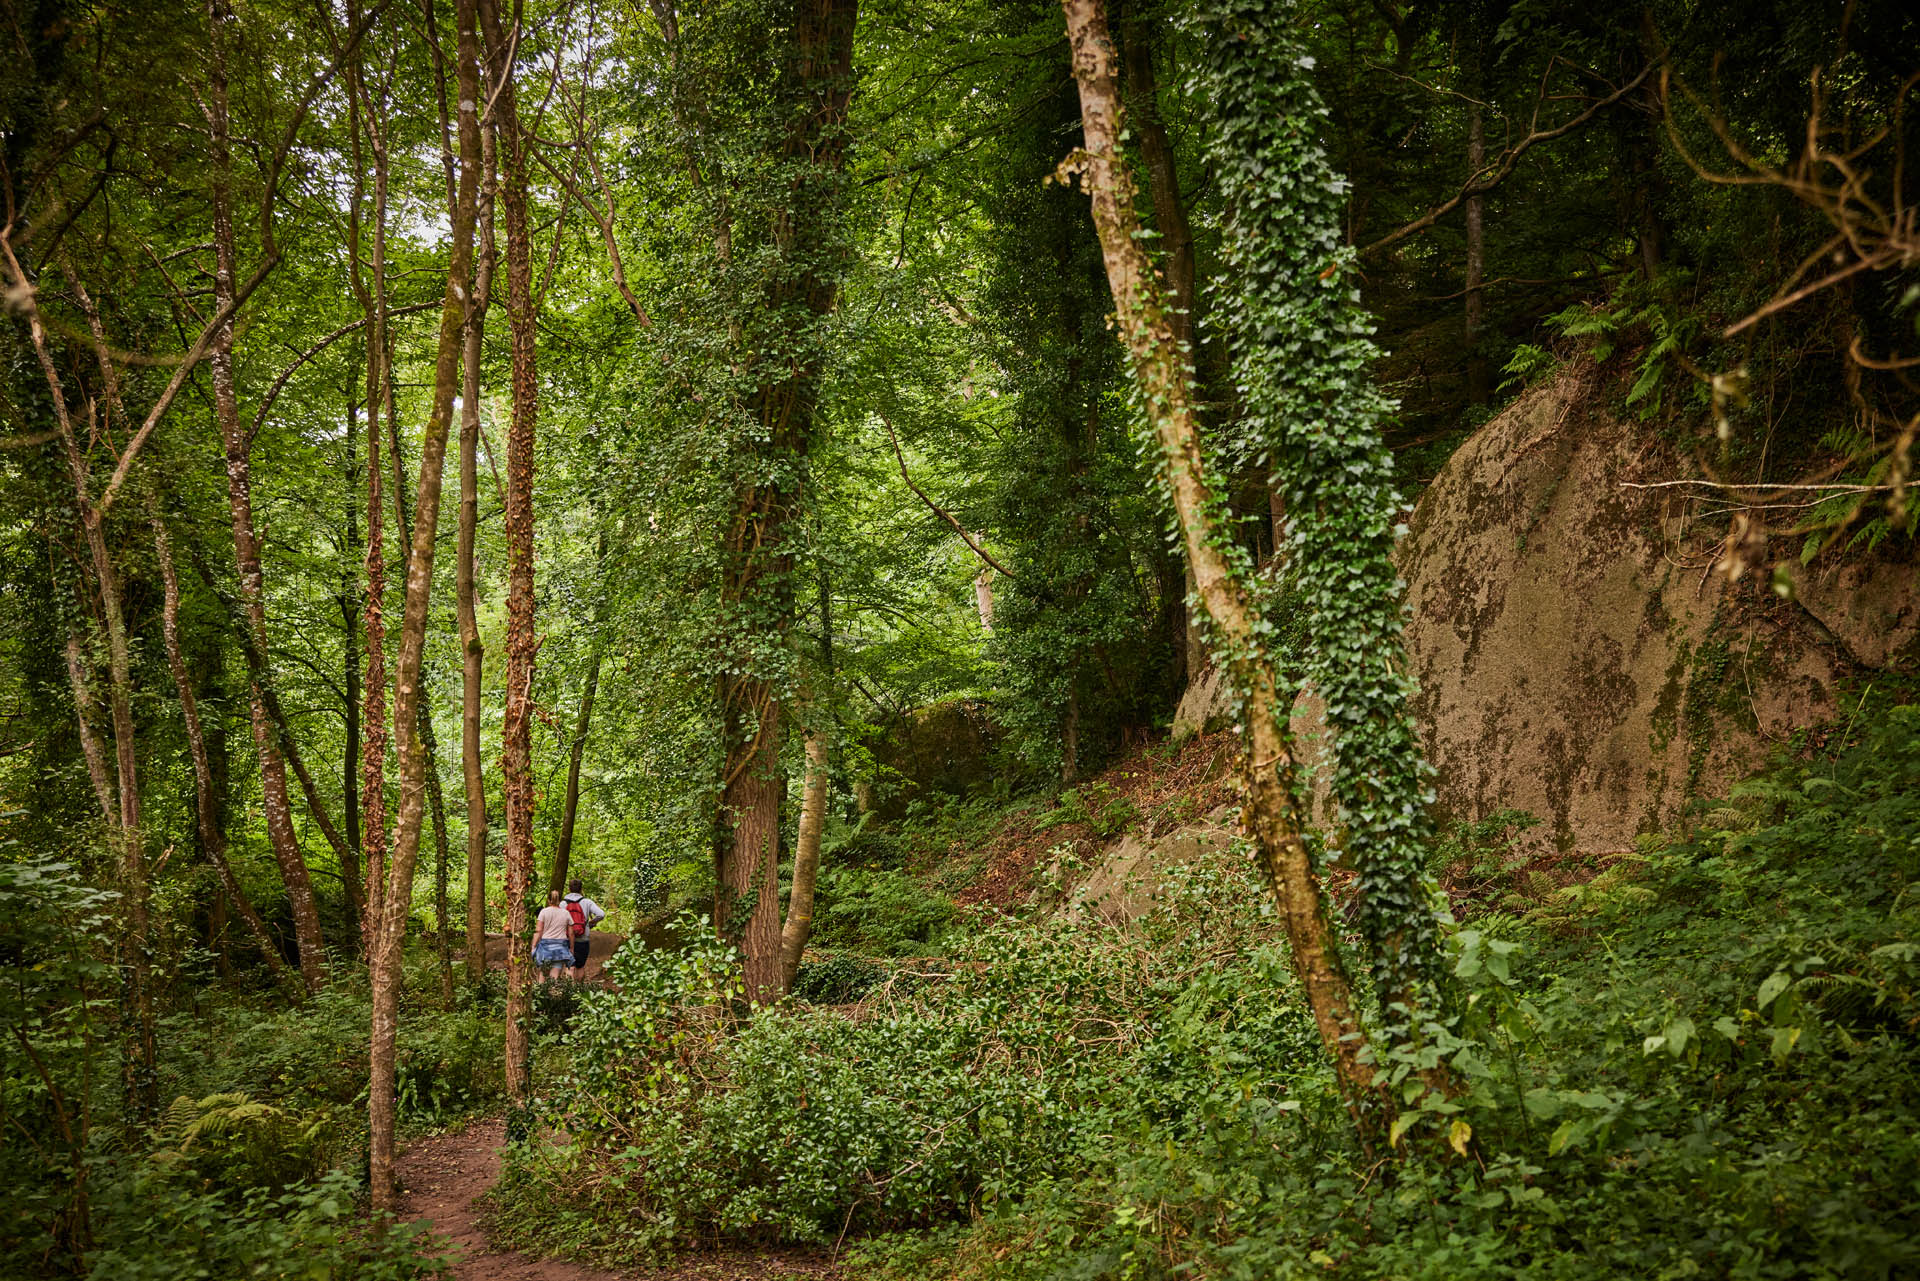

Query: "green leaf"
left=1663, top=1016, right=1695, bottom=1058
left=1755, top=970, right=1791, bottom=1011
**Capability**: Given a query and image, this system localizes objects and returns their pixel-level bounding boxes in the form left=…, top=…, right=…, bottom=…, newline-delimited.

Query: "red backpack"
left=564, top=898, right=589, bottom=941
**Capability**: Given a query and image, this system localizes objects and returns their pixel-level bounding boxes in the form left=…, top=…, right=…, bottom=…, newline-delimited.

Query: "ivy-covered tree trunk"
left=1056, top=0, right=1379, bottom=1108
left=1193, top=0, right=1446, bottom=1021
left=152, top=513, right=288, bottom=984
left=706, top=0, right=859, bottom=1007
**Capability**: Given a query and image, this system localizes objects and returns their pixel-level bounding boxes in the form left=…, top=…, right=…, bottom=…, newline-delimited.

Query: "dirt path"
left=397, top=1118, right=846, bottom=1281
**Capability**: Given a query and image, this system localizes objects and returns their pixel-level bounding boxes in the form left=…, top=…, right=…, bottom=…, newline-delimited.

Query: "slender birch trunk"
left=780, top=729, right=829, bottom=988
left=1056, top=0, right=1377, bottom=1106
left=366, top=0, right=482, bottom=1213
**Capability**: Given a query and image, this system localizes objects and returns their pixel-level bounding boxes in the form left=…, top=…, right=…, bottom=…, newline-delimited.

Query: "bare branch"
left=879, top=413, right=1017, bottom=579
left=1362, top=63, right=1655, bottom=257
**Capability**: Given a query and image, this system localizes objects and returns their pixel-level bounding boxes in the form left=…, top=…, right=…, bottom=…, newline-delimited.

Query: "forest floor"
left=397, top=1117, right=846, bottom=1281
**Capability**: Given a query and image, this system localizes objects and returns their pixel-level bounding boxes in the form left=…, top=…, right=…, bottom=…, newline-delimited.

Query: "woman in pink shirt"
left=533, top=889, right=575, bottom=983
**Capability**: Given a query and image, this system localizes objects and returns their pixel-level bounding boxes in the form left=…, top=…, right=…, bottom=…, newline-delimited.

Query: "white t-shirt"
left=535, top=905, right=573, bottom=944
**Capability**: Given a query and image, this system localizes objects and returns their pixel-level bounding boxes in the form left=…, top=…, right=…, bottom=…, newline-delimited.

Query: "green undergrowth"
left=491, top=702, right=1920, bottom=1278
left=0, top=902, right=496, bottom=1279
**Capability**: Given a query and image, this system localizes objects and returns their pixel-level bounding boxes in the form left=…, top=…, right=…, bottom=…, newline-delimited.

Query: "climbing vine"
left=1191, top=0, right=1445, bottom=1010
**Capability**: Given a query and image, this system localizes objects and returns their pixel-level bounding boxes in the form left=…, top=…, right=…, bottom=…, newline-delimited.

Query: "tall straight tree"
left=679, top=0, right=860, bottom=1006
left=459, top=84, right=498, bottom=989
left=206, top=0, right=328, bottom=992
left=345, top=6, right=394, bottom=963
left=366, top=0, right=484, bottom=1212
left=1054, top=0, right=1380, bottom=1110
left=477, top=0, right=541, bottom=1100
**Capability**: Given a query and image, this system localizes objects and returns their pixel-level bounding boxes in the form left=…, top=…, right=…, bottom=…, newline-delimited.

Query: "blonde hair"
left=547, top=888, right=562, bottom=906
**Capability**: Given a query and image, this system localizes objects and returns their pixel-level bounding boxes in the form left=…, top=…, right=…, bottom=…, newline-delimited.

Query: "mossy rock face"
left=864, top=698, right=1002, bottom=818
left=1287, top=360, right=1919, bottom=854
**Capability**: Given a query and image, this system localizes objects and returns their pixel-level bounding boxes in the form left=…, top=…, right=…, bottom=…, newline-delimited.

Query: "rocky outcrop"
left=1402, top=364, right=1914, bottom=849
left=1179, top=362, right=1916, bottom=852
left=864, top=698, right=1002, bottom=818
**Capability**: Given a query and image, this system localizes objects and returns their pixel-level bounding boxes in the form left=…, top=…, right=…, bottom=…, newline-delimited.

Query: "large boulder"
left=864, top=697, right=1002, bottom=818
left=1399, top=364, right=1912, bottom=849
left=1175, top=363, right=1916, bottom=851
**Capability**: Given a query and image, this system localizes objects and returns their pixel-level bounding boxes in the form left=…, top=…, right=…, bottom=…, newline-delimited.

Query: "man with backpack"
left=562, top=879, right=606, bottom=981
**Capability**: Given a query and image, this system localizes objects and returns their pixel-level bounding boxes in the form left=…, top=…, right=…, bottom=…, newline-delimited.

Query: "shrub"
left=810, top=866, right=956, bottom=955
left=77, top=1169, right=448, bottom=1281
left=498, top=705, right=1920, bottom=1280
left=790, top=952, right=885, bottom=1005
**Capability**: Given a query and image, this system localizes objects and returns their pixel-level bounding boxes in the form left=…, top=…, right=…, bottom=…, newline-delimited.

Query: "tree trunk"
left=340, top=400, right=365, bottom=946
left=477, top=0, right=538, bottom=1104
left=1056, top=0, right=1377, bottom=1106
left=1122, top=24, right=1209, bottom=693
left=549, top=543, right=610, bottom=895
left=1122, top=22, right=1196, bottom=352
left=152, top=512, right=289, bottom=982
left=63, top=630, right=116, bottom=825
left=709, top=0, right=859, bottom=1010
left=427, top=741, right=455, bottom=1005
left=347, top=24, right=393, bottom=964
left=208, top=0, right=328, bottom=993
left=33, top=290, right=154, bottom=1122
left=384, top=373, right=458, bottom=1009
left=780, top=729, right=829, bottom=989
left=367, top=0, right=482, bottom=1213
left=459, top=97, right=498, bottom=989
left=1464, top=96, right=1489, bottom=405
left=719, top=695, right=785, bottom=1003
left=547, top=644, right=601, bottom=895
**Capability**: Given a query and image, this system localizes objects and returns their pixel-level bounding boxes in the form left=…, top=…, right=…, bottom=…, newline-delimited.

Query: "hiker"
left=562, top=879, right=606, bottom=980
left=533, top=889, right=574, bottom=984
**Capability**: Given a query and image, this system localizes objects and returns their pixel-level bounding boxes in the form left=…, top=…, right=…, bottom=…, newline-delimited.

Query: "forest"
left=1, top=0, right=1917, bottom=1275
